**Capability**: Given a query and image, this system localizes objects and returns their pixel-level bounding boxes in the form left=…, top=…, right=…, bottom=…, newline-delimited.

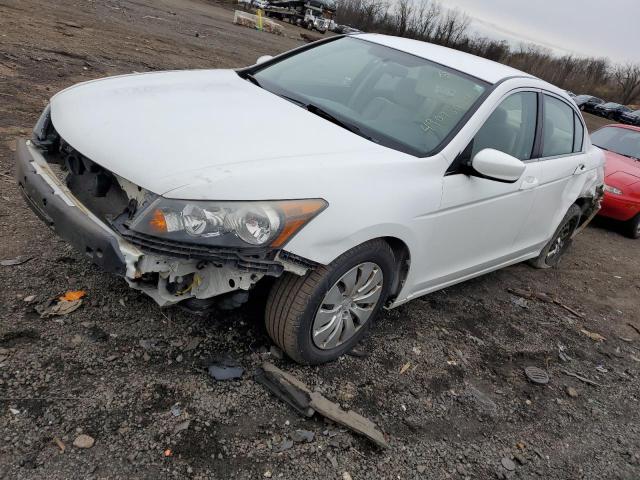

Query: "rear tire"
left=265, top=240, right=395, bottom=364
left=624, top=214, right=640, bottom=239
left=528, top=204, right=582, bottom=269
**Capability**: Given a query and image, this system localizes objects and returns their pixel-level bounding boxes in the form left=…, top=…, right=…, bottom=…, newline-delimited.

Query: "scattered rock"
left=269, top=345, right=284, bottom=360
left=73, top=434, right=95, bottom=449
left=501, top=457, right=516, bottom=471
left=566, top=386, right=578, bottom=398
left=291, top=429, right=315, bottom=443
left=170, top=404, right=182, bottom=417
left=23, top=295, right=36, bottom=303
left=173, top=420, right=190, bottom=434
left=263, top=471, right=272, bottom=478
left=276, top=439, right=293, bottom=452
left=417, top=465, right=427, bottom=473
left=342, top=472, right=353, bottom=480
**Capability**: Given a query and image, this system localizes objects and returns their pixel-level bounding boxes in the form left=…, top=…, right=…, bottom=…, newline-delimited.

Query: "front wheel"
left=265, top=240, right=395, bottom=364
left=624, top=213, right=640, bottom=239
left=528, top=204, right=582, bottom=269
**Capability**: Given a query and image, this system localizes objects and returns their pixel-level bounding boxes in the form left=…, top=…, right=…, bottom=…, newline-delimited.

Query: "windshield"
left=602, top=102, right=620, bottom=108
left=252, top=37, right=489, bottom=156
left=591, top=126, right=640, bottom=159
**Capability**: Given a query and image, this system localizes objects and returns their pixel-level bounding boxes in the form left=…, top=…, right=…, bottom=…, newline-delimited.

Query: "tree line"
left=337, top=0, right=640, bottom=105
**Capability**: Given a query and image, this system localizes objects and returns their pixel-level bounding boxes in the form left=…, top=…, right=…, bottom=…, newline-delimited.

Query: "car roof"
left=355, top=33, right=535, bottom=84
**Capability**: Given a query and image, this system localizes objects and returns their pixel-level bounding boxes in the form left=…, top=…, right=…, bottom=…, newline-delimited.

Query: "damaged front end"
left=16, top=106, right=323, bottom=309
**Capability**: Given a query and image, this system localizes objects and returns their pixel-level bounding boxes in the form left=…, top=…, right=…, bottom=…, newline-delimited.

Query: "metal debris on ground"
left=255, top=362, right=389, bottom=448
left=170, top=404, right=182, bottom=417
left=558, top=344, right=572, bottom=362
left=507, top=287, right=584, bottom=318
left=208, top=356, right=244, bottom=380
left=561, top=369, right=603, bottom=387
left=0, top=255, right=33, bottom=266
left=524, top=366, right=550, bottom=385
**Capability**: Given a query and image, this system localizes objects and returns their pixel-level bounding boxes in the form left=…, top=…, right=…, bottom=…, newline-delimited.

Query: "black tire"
left=265, top=239, right=395, bottom=364
left=624, top=214, right=640, bottom=239
left=528, top=204, right=582, bottom=269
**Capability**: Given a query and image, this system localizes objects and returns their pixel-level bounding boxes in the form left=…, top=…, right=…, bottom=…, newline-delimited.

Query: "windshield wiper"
left=243, top=72, right=261, bottom=87
left=305, top=103, right=376, bottom=142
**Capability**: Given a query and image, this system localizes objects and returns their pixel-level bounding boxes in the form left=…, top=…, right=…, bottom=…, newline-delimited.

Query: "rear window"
left=542, top=95, right=575, bottom=157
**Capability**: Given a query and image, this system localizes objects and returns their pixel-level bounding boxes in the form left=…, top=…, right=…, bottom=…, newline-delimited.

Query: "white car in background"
left=16, top=34, right=604, bottom=364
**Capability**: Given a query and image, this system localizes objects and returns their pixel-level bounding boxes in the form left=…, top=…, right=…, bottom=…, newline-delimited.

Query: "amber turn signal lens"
left=149, top=209, right=168, bottom=233
left=270, top=199, right=327, bottom=247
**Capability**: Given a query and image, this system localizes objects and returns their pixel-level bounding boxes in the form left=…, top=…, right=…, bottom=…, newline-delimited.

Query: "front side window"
left=252, top=37, right=488, bottom=156
left=542, top=95, right=575, bottom=157
left=469, top=91, right=538, bottom=161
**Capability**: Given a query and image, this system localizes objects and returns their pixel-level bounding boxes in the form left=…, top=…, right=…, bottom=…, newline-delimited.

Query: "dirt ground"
left=1, top=1, right=639, bottom=478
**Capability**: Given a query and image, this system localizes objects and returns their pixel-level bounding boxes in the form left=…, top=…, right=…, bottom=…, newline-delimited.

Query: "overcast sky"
left=440, top=0, right=639, bottom=64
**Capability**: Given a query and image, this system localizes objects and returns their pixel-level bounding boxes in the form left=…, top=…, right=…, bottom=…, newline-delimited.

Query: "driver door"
left=415, top=90, right=542, bottom=292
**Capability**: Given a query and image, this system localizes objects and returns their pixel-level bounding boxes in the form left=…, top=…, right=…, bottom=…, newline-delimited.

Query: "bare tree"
left=613, top=63, right=640, bottom=105
left=410, top=0, right=441, bottom=40
left=394, top=0, right=413, bottom=36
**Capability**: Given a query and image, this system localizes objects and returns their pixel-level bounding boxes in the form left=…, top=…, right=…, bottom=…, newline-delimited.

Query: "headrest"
left=393, top=78, right=418, bottom=109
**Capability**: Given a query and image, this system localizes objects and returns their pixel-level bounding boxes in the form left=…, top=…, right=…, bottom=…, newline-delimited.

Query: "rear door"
left=516, top=93, right=591, bottom=250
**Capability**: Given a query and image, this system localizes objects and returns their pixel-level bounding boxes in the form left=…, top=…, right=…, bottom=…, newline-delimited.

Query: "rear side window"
left=573, top=113, right=584, bottom=152
left=470, top=91, right=538, bottom=161
left=542, top=95, right=574, bottom=157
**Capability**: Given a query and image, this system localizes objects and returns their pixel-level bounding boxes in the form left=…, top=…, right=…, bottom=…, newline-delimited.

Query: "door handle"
left=574, top=164, right=587, bottom=174
left=520, top=176, right=539, bottom=190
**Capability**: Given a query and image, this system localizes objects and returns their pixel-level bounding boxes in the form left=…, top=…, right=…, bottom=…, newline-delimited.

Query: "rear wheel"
left=265, top=240, right=394, bottom=364
left=624, top=214, right=640, bottom=239
left=529, top=204, right=582, bottom=269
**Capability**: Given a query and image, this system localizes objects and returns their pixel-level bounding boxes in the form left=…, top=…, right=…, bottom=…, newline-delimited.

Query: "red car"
left=592, top=124, right=640, bottom=238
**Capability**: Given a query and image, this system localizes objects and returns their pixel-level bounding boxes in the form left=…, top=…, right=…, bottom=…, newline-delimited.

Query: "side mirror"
left=471, top=148, right=526, bottom=183
left=256, top=55, right=274, bottom=65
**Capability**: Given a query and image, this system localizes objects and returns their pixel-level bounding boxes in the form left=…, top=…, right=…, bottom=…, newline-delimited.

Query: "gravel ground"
left=1, top=1, right=639, bottom=478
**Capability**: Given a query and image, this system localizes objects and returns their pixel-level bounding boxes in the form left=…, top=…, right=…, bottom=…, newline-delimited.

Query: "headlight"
left=127, top=198, right=327, bottom=248
left=604, top=185, right=623, bottom=195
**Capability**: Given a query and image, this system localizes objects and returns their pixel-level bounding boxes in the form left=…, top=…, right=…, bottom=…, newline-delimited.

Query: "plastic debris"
left=60, top=290, right=86, bottom=301
left=208, top=356, right=244, bottom=380
left=256, top=362, right=389, bottom=448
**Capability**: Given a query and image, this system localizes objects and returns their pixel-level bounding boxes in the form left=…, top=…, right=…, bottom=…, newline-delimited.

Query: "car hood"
left=603, top=149, right=640, bottom=185
left=50, top=69, right=383, bottom=197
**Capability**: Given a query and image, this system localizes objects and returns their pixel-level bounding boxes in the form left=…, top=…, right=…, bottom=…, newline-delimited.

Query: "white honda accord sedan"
left=16, top=34, right=604, bottom=364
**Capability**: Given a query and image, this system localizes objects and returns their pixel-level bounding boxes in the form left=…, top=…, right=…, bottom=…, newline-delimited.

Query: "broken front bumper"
left=15, top=139, right=132, bottom=274
left=14, top=139, right=313, bottom=306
